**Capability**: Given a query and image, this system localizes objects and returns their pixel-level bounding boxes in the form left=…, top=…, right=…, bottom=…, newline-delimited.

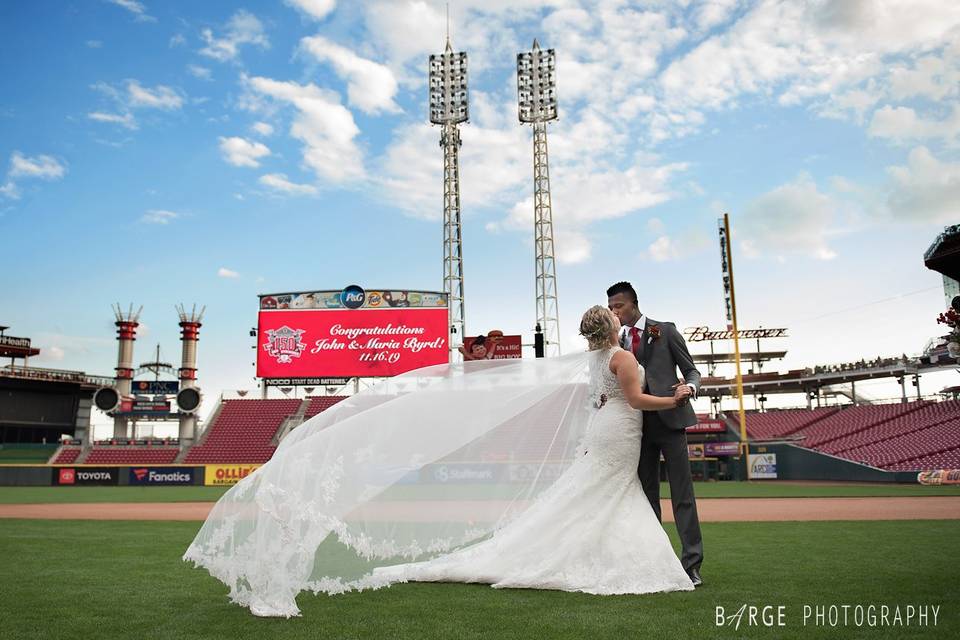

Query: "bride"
left=184, top=305, right=695, bottom=617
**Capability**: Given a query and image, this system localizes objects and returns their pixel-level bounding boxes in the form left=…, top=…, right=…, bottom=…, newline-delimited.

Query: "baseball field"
left=1, top=481, right=958, bottom=639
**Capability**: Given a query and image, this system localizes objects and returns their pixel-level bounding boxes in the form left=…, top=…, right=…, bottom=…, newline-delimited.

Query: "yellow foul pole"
left=721, top=214, right=750, bottom=478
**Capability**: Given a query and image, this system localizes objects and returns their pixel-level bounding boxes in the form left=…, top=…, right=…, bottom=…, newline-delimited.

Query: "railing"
left=924, top=223, right=960, bottom=260
left=0, top=364, right=113, bottom=387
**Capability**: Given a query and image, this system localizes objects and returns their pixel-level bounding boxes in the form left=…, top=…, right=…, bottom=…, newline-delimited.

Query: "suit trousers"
left=638, top=410, right=704, bottom=573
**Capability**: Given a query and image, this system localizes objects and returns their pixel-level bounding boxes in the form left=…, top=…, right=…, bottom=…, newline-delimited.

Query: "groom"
left=607, top=281, right=704, bottom=587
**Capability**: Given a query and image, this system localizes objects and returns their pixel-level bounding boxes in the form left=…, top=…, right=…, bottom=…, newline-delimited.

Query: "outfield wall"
left=750, top=443, right=918, bottom=483
left=0, top=464, right=262, bottom=486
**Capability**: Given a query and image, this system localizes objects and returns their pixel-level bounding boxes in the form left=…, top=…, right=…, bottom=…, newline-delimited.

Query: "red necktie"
left=630, top=326, right=642, bottom=359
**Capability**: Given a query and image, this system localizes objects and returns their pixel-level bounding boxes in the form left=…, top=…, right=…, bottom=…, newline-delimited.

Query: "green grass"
left=0, top=485, right=232, bottom=503
left=0, top=449, right=56, bottom=464
left=0, top=518, right=956, bottom=639
left=1, top=481, right=960, bottom=504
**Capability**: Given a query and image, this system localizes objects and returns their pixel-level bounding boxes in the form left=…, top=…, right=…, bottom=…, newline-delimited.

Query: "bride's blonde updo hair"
left=579, top=305, right=617, bottom=351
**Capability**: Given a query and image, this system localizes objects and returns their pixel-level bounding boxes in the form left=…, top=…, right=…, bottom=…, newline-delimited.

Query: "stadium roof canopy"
left=924, top=223, right=960, bottom=280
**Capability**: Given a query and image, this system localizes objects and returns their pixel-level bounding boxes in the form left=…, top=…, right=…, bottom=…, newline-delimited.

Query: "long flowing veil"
left=183, top=349, right=604, bottom=617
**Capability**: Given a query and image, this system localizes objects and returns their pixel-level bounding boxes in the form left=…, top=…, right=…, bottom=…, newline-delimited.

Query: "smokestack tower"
left=176, top=304, right=205, bottom=446
left=112, top=303, right=142, bottom=438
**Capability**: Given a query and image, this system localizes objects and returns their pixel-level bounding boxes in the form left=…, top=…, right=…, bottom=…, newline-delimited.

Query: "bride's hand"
left=672, top=385, right=689, bottom=407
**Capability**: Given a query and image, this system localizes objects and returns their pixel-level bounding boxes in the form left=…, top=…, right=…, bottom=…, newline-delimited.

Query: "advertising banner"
left=263, top=377, right=351, bottom=387
left=687, top=443, right=706, bottom=459
left=130, top=380, right=179, bottom=395
left=460, top=331, right=522, bottom=360
left=257, top=307, right=449, bottom=378
left=129, top=467, right=195, bottom=485
left=748, top=453, right=778, bottom=479
left=686, top=420, right=726, bottom=433
left=52, top=467, right=120, bottom=486
left=204, top=464, right=262, bottom=486
left=704, top=441, right=742, bottom=456
left=420, top=463, right=501, bottom=484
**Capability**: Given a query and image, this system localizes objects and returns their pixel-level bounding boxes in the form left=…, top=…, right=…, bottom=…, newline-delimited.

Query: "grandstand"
left=730, top=399, right=960, bottom=472
left=179, top=396, right=347, bottom=464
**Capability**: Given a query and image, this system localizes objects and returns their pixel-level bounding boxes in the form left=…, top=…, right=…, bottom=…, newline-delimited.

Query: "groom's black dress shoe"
left=687, top=568, right=703, bottom=587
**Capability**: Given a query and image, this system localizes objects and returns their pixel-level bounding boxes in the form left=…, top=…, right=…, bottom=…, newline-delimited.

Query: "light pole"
left=429, top=39, right=469, bottom=360
left=517, top=39, right=561, bottom=357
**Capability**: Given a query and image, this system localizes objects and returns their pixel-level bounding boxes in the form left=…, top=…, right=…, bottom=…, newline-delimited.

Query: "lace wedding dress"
left=184, top=348, right=692, bottom=618
left=372, top=346, right=694, bottom=594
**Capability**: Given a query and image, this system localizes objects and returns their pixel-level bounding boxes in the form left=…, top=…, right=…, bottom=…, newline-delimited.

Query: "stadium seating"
left=304, top=396, right=347, bottom=418
left=740, top=400, right=960, bottom=472
left=51, top=447, right=81, bottom=464
left=84, top=447, right=179, bottom=464
left=737, top=407, right=838, bottom=440
left=797, top=402, right=931, bottom=449
left=818, top=401, right=959, bottom=455
left=183, top=398, right=303, bottom=464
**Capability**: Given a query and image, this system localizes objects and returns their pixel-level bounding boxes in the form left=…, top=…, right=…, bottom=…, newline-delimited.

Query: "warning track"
left=0, top=496, right=958, bottom=522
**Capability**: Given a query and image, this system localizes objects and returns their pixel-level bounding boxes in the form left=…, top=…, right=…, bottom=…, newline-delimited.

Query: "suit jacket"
left=620, top=317, right=701, bottom=431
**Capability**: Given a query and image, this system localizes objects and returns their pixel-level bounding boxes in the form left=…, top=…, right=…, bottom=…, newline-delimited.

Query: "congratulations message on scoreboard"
left=257, top=289, right=449, bottom=378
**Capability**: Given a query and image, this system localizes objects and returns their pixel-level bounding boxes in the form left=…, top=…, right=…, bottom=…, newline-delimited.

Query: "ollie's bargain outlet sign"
left=257, top=286, right=449, bottom=378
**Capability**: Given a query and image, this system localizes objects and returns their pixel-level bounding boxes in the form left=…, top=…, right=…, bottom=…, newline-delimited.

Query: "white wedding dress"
left=372, top=346, right=694, bottom=594
left=184, top=347, right=692, bottom=617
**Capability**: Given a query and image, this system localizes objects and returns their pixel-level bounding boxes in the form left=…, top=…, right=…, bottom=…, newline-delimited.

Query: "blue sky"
left=1, top=1, right=958, bottom=434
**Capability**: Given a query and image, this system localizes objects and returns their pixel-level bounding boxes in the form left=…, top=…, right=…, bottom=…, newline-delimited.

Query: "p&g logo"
left=340, top=285, right=365, bottom=309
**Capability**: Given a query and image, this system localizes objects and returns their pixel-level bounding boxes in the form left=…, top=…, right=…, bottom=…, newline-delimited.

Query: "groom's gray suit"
left=620, top=317, right=704, bottom=574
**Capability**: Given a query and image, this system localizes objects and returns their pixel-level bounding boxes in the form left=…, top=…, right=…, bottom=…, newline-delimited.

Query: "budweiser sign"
left=683, top=326, right=789, bottom=342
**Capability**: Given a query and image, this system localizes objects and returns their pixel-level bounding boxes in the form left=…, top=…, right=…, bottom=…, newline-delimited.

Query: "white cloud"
left=9, top=152, right=66, bottom=180
left=140, top=209, right=179, bottom=224
left=217, top=267, right=240, bottom=278
left=169, top=34, right=186, bottom=48
left=694, top=0, right=740, bottom=33
left=556, top=229, right=592, bottom=265
left=300, top=36, right=400, bottom=114
left=0, top=181, right=19, bottom=200
left=106, top=0, right=155, bottom=22
left=251, top=121, right=274, bottom=136
left=285, top=0, right=336, bottom=21
left=889, top=54, right=960, bottom=102
left=259, top=173, right=318, bottom=195
left=739, top=174, right=838, bottom=260
left=885, top=146, right=960, bottom=224
left=88, top=111, right=137, bottom=129
left=200, top=10, right=269, bottom=62
left=868, top=105, right=960, bottom=142
left=246, top=75, right=364, bottom=182
left=648, top=235, right=681, bottom=262
left=126, top=80, right=184, bottom=109
left=655, top=0, right=960, bottom=142
left=218, top=136, right=271, bottom=168
left=187, top=64, right=212, bottom=80
left=86, top=40, right=103, bottom=48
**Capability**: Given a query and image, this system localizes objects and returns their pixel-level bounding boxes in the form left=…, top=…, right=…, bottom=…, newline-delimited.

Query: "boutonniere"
left=647, top=324, right=661, bottom=344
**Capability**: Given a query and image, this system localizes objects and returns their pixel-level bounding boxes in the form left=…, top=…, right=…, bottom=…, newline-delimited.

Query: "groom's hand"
left=672, top=382, right=691, bottom=406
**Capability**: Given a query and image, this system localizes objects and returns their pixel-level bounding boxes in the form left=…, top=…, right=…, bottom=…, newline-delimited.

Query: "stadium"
left=2, top=5, right=960, bottom=637
left=1, top=225, right=958, bottom=637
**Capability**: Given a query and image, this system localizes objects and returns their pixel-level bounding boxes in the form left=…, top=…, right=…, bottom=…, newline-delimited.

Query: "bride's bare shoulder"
left=608, top=347, right=637, bottom=372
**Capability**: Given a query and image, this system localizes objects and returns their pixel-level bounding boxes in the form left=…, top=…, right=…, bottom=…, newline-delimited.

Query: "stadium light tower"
left=518, top=39, right=561, bottom=356
left=429, top=37, right=469, bottom=359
